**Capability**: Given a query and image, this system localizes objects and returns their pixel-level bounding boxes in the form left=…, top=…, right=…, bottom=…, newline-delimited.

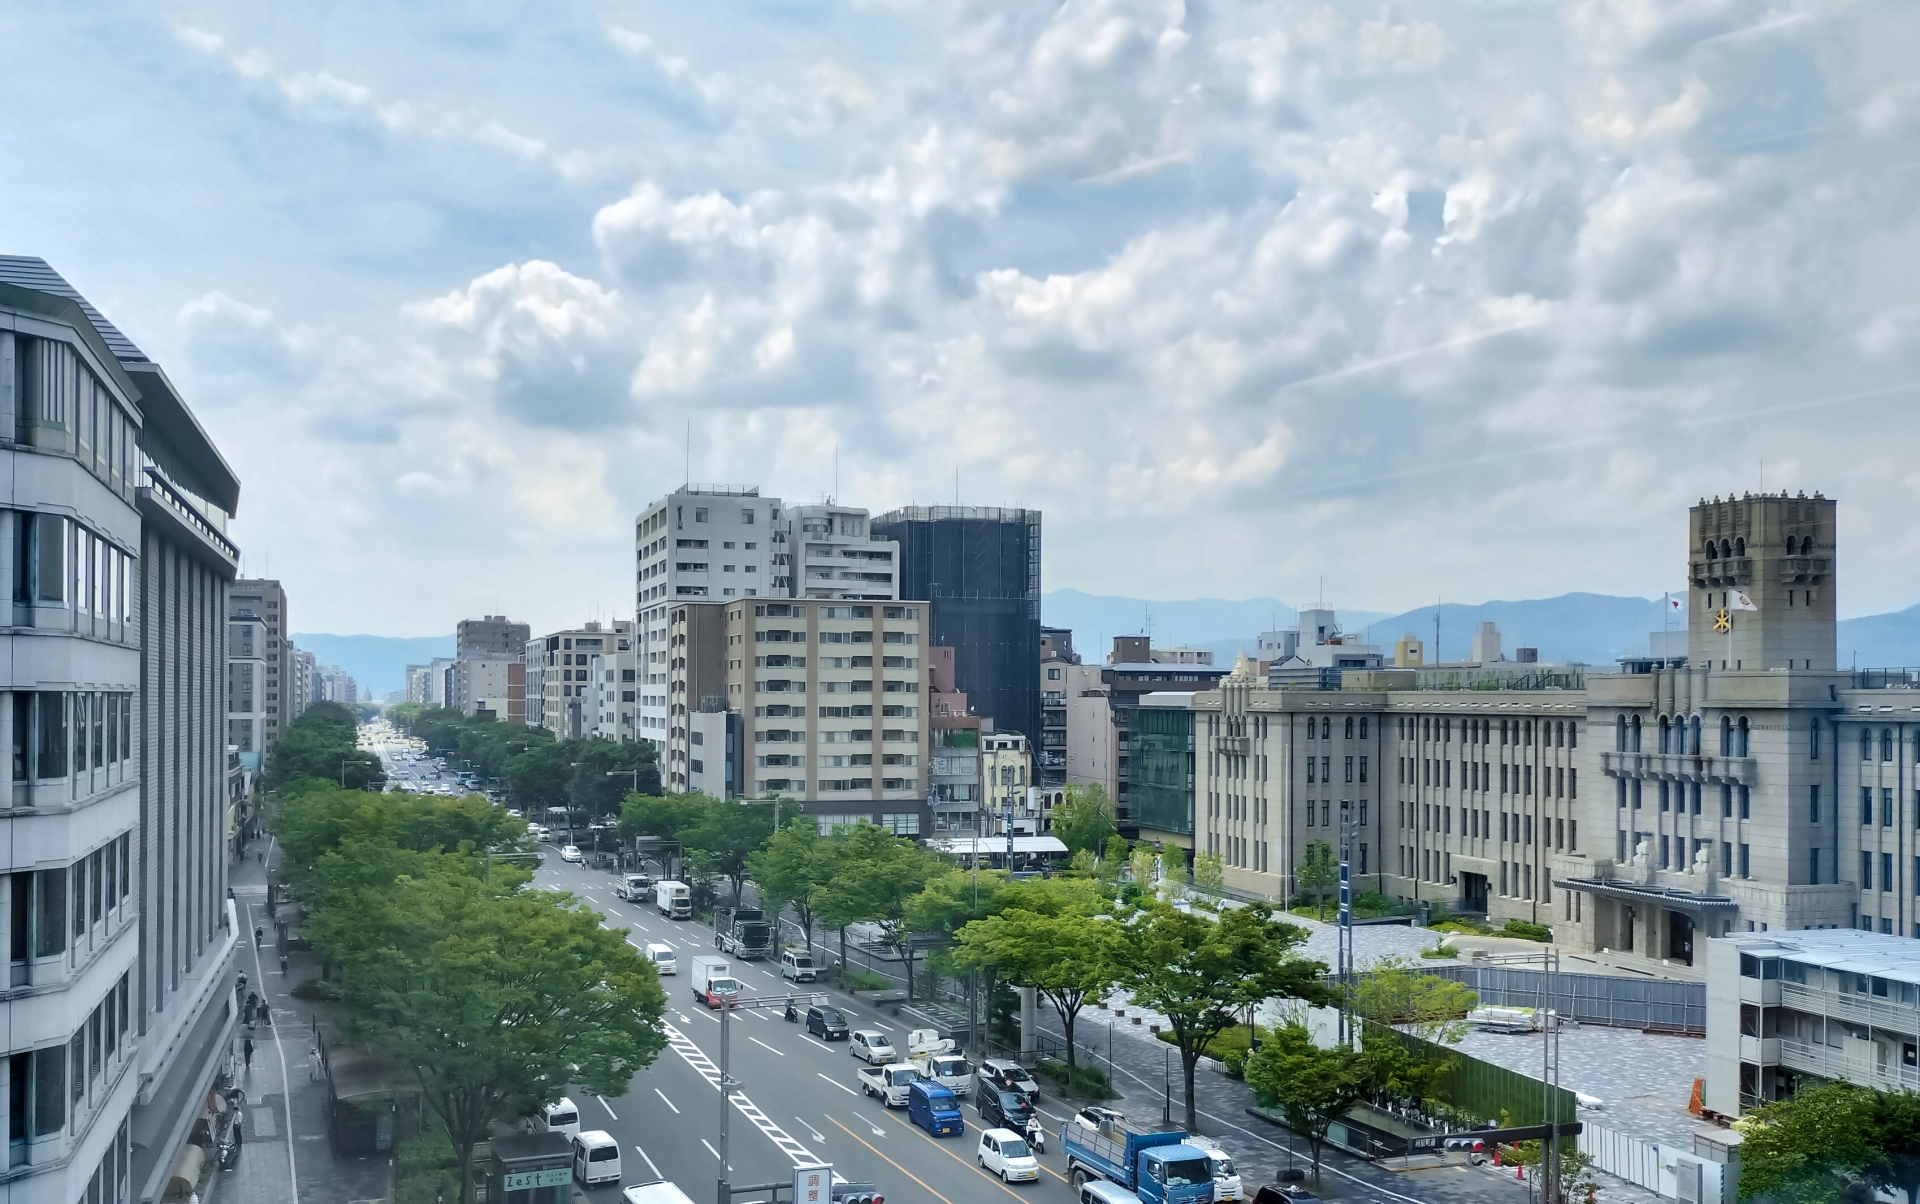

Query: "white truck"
left=655, top=880, right=691, bottom=920
left=856, top=1062, right=920, bottom=1107
left=689, top=955, right=740, bottom=1007
left=905, top=1030, right=973, bottom=1096
left=618, top=873, right=652, bottom=902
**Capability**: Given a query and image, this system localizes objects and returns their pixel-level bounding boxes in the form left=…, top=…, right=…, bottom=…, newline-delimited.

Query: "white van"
left=532, top=1096, right=580, bottom=1137
left=645, top=943, right=677, bottom=976
left=572, top=1129, right=622, bottom=1186
left=780, top=948, right=820, bottom=982
left=623, top=1182, right=701, bottom=1204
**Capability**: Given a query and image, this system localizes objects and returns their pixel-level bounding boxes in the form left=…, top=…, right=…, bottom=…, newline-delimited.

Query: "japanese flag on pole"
left=1731, top=591, right=1759, bottom=612
left=1668, top=595, right=1683, bottom=613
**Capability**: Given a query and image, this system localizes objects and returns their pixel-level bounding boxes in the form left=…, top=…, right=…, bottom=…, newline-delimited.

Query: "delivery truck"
left=1063, top=1114, right=1215, bottom=1204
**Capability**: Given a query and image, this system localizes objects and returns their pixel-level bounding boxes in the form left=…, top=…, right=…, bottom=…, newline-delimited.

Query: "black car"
left=977, top=1088, right=1033, bottom=1130
left=806, top=1006, right=850, bottom=1040
left=1252, top=1187, right=1320, bottom=1204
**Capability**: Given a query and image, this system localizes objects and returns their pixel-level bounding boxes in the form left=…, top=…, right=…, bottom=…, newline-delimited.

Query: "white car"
left=849, top=1030, right=896, bottom=1065
left=644, top=943, right=677, bottom=975
left=977, top=1128, right=1039, bottom=1183
left=560, top=845, right=582, bottom=863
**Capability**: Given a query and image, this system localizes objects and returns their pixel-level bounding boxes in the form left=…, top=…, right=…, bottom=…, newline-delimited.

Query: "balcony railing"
left=1777, top=1038, right=1920, bottom=1095
left=1599, top=750, right=1757, bottom=786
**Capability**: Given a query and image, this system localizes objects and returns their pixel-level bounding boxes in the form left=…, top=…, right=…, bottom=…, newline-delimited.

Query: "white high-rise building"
left=634, top=487, right=787, bottom=748
left=782, top=504, right=899, bottom=600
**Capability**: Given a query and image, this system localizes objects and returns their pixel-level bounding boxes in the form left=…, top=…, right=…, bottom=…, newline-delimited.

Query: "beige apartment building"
left=667, top=599, right=931, bottom=832
left=1189, top=491, right=1910, bottom=972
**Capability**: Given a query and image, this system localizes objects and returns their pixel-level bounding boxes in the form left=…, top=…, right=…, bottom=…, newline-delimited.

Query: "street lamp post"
left=713, top=991, right=803, bottom=1204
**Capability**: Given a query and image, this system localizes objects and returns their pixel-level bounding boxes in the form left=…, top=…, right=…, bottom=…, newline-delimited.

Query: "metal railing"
left=140, top=467, right=239, bottom=561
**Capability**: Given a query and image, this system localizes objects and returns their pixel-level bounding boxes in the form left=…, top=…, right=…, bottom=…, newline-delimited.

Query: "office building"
left=1705, top=928, right=1919, bottom=1114
left=456, top=615, right=529, bottom=659
left=526, top=621, right=628, bottom=739
left=1130, top=691, right=1199, bottom=862
left=928, top=646, right=984, bottom=835
left=634, top=486, right=786, bottom=745
left=316, top=666, right=357, bottom=707
left=783, top=504, right=898, bottom=599
left=226, top=606, right=269, bottom=771
left=404, top=663, right=432, bottom=704
left=1102, top=644, right=1229, bottom=831
left=1038, top=627, right=1075, bottom=791
left=587, top=628, right=638, bottom=741
left=981, top=732, right=1037, bottom=834
left=289, top=644, right=316, bottom=713
left=2, top=256, right=244, bottom=1201
left=1180, top=492, right=1920, bottom=973
left=872, top=505, right=1042, bottom=748
left=456, top=655, right=525, bottom=723
left=230, top=578, right=292, bottom=754
left=666, top=598, right=930, bottom=831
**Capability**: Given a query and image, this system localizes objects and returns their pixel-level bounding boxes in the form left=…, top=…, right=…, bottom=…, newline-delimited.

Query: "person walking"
left=242, top=1036, right=255, bottom=1072
left=254, top=925, right=264, bottom=947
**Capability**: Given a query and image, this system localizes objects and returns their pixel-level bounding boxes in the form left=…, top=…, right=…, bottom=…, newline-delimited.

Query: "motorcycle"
left=1025, top=1118, right=1046, bottom=1155
left=784, top=998, right=800, bottom=1023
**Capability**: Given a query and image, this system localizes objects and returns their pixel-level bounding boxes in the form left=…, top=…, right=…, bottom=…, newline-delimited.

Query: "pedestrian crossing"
left=660, top=1020, right=823, bottom=1169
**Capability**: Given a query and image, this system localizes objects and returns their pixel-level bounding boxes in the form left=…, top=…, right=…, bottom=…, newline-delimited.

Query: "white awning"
left=929, top=835, right=1069, bottom=857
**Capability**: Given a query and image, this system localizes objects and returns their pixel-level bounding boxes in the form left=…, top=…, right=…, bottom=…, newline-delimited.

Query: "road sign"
left=794, top=1164, right=832, bottom=1204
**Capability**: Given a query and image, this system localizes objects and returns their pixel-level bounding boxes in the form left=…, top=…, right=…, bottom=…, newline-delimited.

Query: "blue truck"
left=1062, top=1115, right=1215, bottom=1204
left=907, top=1080, right=964, bottom=1137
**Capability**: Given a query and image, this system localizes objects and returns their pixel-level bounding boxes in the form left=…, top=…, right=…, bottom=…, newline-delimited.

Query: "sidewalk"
left=206, top=835, right=395, bottom=1204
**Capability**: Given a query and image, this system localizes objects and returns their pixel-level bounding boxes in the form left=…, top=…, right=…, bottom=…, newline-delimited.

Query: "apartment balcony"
left=1777, top=1038, right=1920, bottom=1095
left=1042, top=693, right=1066, bottom=707
left=1214, top=735, right=1250, bottom=755
left=1599, top=750, right=1758, bottom=786
left=1780, top=982, right=1920, bottom=1035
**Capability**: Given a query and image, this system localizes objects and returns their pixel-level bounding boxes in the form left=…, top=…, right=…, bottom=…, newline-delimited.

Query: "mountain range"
left=300, top=594, right=1920, bottom=698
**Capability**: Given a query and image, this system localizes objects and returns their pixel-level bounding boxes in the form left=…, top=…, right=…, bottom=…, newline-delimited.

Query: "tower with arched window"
left=1687, top=492, right=1836, bottom=672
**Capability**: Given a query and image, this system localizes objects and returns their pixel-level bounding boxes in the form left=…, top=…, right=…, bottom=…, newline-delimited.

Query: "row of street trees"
left=267, top=701, right=384, bottom=790
left=273, top=767, right=665, bottom=1203
left=391, top=705, right=659, bottom=815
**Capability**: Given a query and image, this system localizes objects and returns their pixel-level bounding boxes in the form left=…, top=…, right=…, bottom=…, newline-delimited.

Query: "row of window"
left=8, top=692, right=136, bottom=783
left=1402, top=715, right=1578, bottom=748
left=14, top=336, right=143, bottom=502
left=1399, top=800, right=1575, bottom=849
left=9, top=511, right=135, bottom=631
left=1405, top=756, right=1576, bottom=798
left=5, top=974, right=131, bottom=1155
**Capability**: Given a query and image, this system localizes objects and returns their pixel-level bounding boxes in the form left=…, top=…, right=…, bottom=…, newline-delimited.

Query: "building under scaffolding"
left=874, top=506, right=1042, bottom=745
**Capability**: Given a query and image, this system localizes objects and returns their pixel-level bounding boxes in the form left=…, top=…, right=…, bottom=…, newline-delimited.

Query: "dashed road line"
left=596, top=1095, right=619, bottom=1119
left=655, top=1089, right=680, bottom=1114
left=750, top=1036, right=786, bottom=1057
left=816, top=1073, right=858, bottom=1097
left=659, top=1020, right=823, bottom=1169
left=633, top=1144, right=662, bottom=1177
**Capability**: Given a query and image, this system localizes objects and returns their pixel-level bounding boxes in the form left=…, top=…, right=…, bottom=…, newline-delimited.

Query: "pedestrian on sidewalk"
left=254, top=925, right=264, bottom=947
left=242, top=1036, right=255, bottom=1071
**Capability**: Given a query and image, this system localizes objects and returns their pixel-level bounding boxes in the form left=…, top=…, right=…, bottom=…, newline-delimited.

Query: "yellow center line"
left=824, top=1115, right=957, bottom=1204
left=962, top=1119, right=1069, bottom=1184
left=904, top=1119, right=1045, bottom=1199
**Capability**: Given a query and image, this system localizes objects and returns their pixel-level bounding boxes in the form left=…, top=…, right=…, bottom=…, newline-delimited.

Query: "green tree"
left=1738, top=1081, right=1888, bottom=1204
left=954, top=899, right=1120, bottom=1088
left=1192, top=850, right=1226, bottom=897
left=683, top=798, right=777, bottom=904
left=1348, top=958, right=1478, bottom=1108
left=749, top=818, right=833, bottom=955
left=506, top=741, right=574, bottom=810
left=1052, top=783, right=1119, bottom=855
left=1243, top=1023, right=1379, bottom=1184
left=813, top=824, right=938, bottom=996
left=1495, top=1139, right=1601, bottom=1204
left=326, top=873, right=666, bottom=1204
left=1296, top=840, right=1338, bottom=919
left=1128, top=844, right=1160, bottom=893
left=569, top=738, right=661, bottom=818
left=1873, top=1089, right=1920, bottom=1204
left=1099, top=835, right=1131, bottom=887
left=267, top=701, right=384, bottom=789
left=620, top=792, right=716, bottom=845
left=1119, top=902, right=1327, bottom=1130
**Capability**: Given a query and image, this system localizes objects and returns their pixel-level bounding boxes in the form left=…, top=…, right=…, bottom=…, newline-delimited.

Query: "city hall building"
left=1184, top=493, right=1918, bottom=968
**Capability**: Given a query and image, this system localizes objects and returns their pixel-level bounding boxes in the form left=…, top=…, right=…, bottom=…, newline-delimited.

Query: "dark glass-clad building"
left=873, top=506, right=1041, bottom=744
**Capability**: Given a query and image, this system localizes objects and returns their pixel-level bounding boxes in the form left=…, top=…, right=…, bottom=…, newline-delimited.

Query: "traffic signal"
left=831, top=1182, right=882, bottom=1204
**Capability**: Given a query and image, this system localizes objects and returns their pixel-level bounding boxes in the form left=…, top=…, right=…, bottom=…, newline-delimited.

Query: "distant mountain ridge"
left=1042, top=590, right=1920, bottom=669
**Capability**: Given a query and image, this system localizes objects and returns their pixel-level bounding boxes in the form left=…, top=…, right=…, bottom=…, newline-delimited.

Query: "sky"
left=3, top=0, right=1917, bottom=636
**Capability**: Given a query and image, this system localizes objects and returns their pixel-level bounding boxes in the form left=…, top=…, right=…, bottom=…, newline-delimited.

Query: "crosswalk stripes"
left=659, top=1021, right=824, bottom=1169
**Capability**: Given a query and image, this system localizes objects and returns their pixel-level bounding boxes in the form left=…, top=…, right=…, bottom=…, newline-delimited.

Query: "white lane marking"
left=655, top=1089, right=680, bottom=1115
left=1039, top=1109, right=1068, bottom=1122
left=871, top=1021, right=895, bottom=1032
left=690, top=1007, right=719, bottom=1023
left=703, top=1138, right=725, bottom=1163
left=795, top=1117, right=826, bottom=1142
left=660, top=1021, right=822, bottom=1169
left=633, top=1144, right=662, bottom=1178
left=816, top=1073, right=858, bottom=1097
left=581, top=894, right=603, bottom=906
left=804, top=1035, right=836, bottom=1051
left=749, top=1037, right=786, bottom=1057
left=597, top=1095, right=619, bottom=1119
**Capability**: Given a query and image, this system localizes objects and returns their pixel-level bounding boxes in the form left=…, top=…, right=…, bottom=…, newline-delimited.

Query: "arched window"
left=1721, top=539, right=1732, bottom=559
left=1345, top=716, right=1354, bottom=740
left=1861, top=730, right=1873, bottom=761
left=1659, top=716, right=1671, bottom=754
left=1616, top=716, right=1627, bottom=752
left=1705, top=539, right=1718, bottom=559
left=1359, top=717, right=1368, bottom=741
left=1736, top=717, right=1749, bottom=758
left=1321, top=716, right=1331, bottom=740
left=1689, top=715, right=1701, bottom=755
left=1629, top=716, right=1641, bottom=752
left=1882, top=729, right=1894, bottom=762
left=1720, top=716, right=1733, bottom=757
left=1735, top=537, right=1745, bottom=557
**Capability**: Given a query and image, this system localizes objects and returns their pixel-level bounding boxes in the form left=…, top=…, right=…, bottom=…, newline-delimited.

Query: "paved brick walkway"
left=206, top=836, right=395, bottom=1204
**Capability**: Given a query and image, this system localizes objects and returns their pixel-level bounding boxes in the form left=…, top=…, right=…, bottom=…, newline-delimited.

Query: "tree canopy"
left=1738, top=1081, right=1920, bottom=1204
left=1051, top=783, right=1119, bottom=855
left=267, top=701, right=384, bottom=789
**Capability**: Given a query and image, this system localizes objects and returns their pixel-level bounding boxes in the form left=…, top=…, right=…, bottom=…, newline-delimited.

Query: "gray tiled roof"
left=0, top=255, right=150, bottom=363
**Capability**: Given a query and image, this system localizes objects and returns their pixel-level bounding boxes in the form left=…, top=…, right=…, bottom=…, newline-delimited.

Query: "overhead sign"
left=795, top=1164, right=833, bottom=1204
left=503, top=1167, right=573, bottom=1190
